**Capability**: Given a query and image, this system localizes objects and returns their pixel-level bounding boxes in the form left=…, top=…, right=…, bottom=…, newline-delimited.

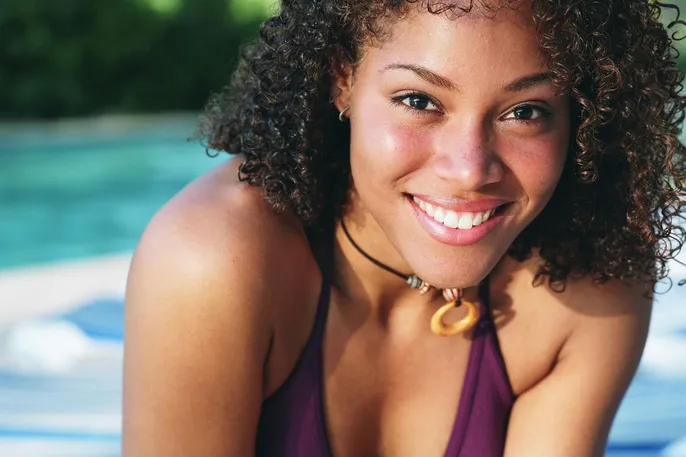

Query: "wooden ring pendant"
left=430, top=298, right=480, bottom=337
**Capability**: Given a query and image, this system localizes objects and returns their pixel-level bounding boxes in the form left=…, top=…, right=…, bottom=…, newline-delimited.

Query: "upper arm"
left=122, top=185, right=288, bottom=457
left=503, top=280, right=653, bottom=457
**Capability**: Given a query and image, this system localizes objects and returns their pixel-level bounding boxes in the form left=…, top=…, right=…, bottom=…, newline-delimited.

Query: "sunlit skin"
left=122, top=4, right=653, bottom=457
left=336, top=7, right=570, bottom=294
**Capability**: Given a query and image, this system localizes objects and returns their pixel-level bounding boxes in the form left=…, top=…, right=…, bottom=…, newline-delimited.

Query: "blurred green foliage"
left=2, top=0, right=686, bottom=119
left=0, top=0, right=273, bottom=118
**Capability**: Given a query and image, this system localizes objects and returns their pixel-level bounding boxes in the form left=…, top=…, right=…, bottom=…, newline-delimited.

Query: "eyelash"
left=502, top=104, right=552, bottom=124
left=390, top=92, right=441, bottom=117
left=390, top=92, right=552, bottom=124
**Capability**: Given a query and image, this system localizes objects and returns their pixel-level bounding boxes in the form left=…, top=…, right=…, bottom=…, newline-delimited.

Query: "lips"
left=407, top=194, right=510, bottom=246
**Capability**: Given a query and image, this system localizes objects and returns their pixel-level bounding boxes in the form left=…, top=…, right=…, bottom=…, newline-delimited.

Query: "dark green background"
left=0, top=0, right=269, bottom=119
left=2, top=0, right=686, bottom=119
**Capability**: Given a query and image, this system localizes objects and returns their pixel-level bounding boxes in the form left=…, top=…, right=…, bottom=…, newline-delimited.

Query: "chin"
left=396, top=204, right=529, bottom=288
left=409, top=250, right=506, bottom=290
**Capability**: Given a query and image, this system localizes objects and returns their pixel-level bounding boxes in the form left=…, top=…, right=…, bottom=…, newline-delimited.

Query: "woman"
left=122, top=1, right=686, bottom=456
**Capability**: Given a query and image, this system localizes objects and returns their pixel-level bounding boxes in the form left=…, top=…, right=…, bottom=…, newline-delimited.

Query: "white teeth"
left=433, top=207, right=446, bottom=223
left=458, top=213, right=473, bottom=230
left=443, top=211, right=459, bottom=229
left=413, top=197, right=501, bottom=230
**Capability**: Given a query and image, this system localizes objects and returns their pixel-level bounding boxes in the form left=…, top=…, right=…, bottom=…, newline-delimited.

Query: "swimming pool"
left=0, top=115, right=215, bottom=269
left=0, top=115, right=684, bottom=457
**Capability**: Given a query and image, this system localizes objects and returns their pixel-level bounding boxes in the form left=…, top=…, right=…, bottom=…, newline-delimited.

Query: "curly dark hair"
left=198, top=0, right=686, bottom=290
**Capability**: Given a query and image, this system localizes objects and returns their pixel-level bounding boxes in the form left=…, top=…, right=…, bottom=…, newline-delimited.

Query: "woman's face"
left=339, top=7, right=570, bottom=288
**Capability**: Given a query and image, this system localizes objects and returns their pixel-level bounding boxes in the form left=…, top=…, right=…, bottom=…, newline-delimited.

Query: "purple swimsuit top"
left=256, top=279, right=515, bottom=457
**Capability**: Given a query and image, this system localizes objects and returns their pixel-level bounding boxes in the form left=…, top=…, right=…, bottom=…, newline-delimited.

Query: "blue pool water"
left=0, top=116, right=684, bottom=457
left=0, top=115, right=215, bottom=269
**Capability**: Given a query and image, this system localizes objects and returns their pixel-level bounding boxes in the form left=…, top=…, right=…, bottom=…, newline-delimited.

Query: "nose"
left=431, top=118, right=504, bottom=190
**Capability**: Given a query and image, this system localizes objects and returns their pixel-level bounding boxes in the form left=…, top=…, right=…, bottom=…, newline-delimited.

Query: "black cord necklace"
left=338, top=218, right=482, bottom=337
left=340, top=219, right=433, bottom=294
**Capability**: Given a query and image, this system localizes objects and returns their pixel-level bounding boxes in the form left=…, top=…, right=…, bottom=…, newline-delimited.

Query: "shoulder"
left=122, top=157, right=321, bottom=455
left=127, top=156, right=320, bottom=319
left=551, top=271, right=653, bottom=383
left=124, top=156, right=322, bottom=385
left=495, top=255, right=653, bottom=456
left=490, top=253, right=652, bottom=395
left=493, top=252, right=652, bottom=337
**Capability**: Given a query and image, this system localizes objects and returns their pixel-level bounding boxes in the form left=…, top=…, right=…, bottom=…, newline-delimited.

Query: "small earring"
left=338, top=105, right=350, bottom=122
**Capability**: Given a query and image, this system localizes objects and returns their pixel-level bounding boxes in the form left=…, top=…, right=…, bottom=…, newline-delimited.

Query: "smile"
left=412, top=196, right=496, bottom=230
left=408, top=195, right=510, bottom=246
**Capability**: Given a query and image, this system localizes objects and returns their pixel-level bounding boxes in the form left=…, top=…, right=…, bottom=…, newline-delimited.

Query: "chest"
left=259, top=275, right=566, bottom=457
left=319, top=300, right=478, bottom=457
left=317, top=285, right=565, bottom=457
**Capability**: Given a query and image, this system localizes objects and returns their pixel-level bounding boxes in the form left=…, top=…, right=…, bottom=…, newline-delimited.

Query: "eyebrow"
left=382, top=63, right=459, bottom=91
left=381, top=63, right=552, bottom=93
left=503, top=72, right=552, bottom=92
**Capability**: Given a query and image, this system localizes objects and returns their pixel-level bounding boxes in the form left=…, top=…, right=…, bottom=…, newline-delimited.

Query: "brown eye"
left=503, top=104, right=548, bottom=121
left=397, top=93, right=439, bottom=112
left=513, top=106, right=535, bottom=120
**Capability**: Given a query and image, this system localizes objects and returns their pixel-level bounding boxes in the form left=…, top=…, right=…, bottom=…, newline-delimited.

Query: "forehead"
left=360, top=5, right=545, bottom=78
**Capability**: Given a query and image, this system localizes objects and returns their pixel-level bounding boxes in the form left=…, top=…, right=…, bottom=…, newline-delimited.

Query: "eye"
left=392, top=92, right=440, bottom=113
left=502, top=104, right=549, bottom=122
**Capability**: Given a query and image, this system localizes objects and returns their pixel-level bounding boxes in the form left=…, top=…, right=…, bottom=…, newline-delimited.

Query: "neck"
left=332, top=214, right=442, bottom=313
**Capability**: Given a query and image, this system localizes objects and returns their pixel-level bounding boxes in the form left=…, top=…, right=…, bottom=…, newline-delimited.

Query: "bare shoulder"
left=489, top=254, right=652, bottom=396
left=492, top=252, right=652, bottom=338
left=496, top=255, right=653, bottom=457
left=127, top=156, right=320, bottom=321
left=122, top=157, right=320, bottom=457
left=548, top=268, right=653, bottom=379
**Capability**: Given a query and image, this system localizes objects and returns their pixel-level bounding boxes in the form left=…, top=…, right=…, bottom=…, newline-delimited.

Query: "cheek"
left=350, top=113, right=430, bottom=187
left=501, top=134, right=568, bottom=200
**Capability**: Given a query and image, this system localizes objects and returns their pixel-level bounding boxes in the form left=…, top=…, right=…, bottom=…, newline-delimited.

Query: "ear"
left=331, top=57, right=354, bottom=113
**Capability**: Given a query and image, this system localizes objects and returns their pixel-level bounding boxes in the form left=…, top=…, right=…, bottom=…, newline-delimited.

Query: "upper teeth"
left=413, top=197, right=496, bottom=229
